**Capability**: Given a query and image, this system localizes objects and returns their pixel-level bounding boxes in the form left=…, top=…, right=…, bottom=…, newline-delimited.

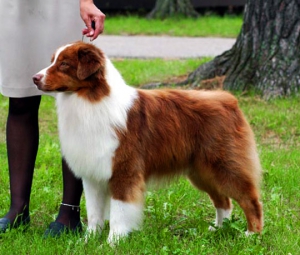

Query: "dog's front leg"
left=82, top=178, right=109, bottom=237
left=107, top=198, right=144, bottom=244
left=107, top=159, right=146, bottom=245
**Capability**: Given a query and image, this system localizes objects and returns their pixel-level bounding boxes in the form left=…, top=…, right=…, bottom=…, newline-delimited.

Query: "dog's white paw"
left=84, top=227, right=101, bottom=243
left=84, top=234, right=89, bottom=243
left=107, top=232, right=125, bottom=247
left=245, top=230, right=254, bottom=237
left=208, top=225, right=217, bottom=231
left=84, top=230, right=93, bottom=243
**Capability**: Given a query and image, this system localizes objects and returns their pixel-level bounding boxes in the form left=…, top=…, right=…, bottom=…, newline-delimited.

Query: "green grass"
left=104, top=14, right=243, bottom=37
left=0, top=58, right=299, bottom=254
left=113, top=58, right=210, bottom=86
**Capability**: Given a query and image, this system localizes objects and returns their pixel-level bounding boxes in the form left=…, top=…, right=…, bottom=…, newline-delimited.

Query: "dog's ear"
left=77, top=46, right=103, bottom=80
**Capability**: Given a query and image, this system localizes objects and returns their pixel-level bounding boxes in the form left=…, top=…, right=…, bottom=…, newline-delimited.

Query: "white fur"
left=56, top=57, right=138, bottom=182
left=108, top=199, right=143, bottom=244
left=245, top=230, right=254, bottom=236
left=208, top=208, right=232, bottom=231
left=82, top=178, right=110, bottom=233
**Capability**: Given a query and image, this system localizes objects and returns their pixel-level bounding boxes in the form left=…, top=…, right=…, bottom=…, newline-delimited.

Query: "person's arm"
left=80, top=0, right=106, bottom=41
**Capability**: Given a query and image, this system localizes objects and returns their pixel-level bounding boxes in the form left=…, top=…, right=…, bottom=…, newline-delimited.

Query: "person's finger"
left=84, top=18, right=94, bottom=37
left=82, top=28, right=89, bottom=35
left=91, top=19, right=103, bottom=41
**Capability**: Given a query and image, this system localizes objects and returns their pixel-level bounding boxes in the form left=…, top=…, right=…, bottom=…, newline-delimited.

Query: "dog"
left=33, top=41, right=263, bottom=243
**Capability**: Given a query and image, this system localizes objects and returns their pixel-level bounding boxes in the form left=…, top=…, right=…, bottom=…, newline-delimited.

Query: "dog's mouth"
left=56, top=86, right=68, bottom=92
left=35, top=83, right=68, bottom=92
left=35, top=83, right=44, bottom=91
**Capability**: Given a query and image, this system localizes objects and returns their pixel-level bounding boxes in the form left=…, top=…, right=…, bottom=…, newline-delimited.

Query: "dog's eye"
left=60, top=62, right=69, bottom=67
left=59, top=62, right=69, bottom=71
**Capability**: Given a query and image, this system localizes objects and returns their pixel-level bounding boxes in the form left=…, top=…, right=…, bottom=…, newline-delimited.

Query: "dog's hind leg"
left=207, top=192, right=233, bottom=231
left=209, top=166, right=263, bottom=234
left=207, top=183, right=263, bottom=234
left=82, top=178, right=109, bottom=235
left=217, top=157, right=263, bottom=234
left=187, top=172, right=232, bottom=230
left=230, top=185, right=263, bottom=234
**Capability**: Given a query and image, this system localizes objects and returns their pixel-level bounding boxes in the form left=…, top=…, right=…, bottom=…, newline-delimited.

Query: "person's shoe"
left=43, top=221, right=83, bottom=238
left=0, top=215, right=30, bottom=233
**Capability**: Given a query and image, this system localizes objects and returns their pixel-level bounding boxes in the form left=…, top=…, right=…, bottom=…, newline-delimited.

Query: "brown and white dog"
left=33, top=41, right=263, bottom=243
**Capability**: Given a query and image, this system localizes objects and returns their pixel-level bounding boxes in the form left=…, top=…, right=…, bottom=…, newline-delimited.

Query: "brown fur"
left=112, top=89, right=263, bottom=232
left=33, top=42, right=263, bottom=233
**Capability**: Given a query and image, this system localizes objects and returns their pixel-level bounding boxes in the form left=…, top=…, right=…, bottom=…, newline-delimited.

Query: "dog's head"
left=33, top=41, right=110, bottom=101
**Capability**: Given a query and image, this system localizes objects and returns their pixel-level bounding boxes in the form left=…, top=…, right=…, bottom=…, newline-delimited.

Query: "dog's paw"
left=84, top=231, right=93, bottom=243
left=107, top=233, right=121, bottom=247
left=208, top=225, right=217, bottom=231
left=107, top=231, right=129, bottom=247
left=245, top=230, right=254, bottom=237
left=84, top=227, right=101, bottom=243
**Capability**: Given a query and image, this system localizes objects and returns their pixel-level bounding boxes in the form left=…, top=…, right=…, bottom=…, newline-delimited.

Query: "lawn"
left=103, top=14, right=243, bottom=38
left=0, top=57, right=299, bottom=254
left=0, top=14, right=299, bottom=255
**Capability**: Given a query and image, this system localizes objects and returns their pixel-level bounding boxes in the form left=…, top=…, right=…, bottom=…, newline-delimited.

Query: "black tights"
left=5, top=96, right=83, bottom=228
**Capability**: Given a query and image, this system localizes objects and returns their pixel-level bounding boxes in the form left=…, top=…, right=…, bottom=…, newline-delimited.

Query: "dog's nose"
left=32, top=73, right=43, bottom=84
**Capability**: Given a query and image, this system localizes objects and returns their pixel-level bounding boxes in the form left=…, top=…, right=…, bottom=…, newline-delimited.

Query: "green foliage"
left=0, top=59, right=299, bottom=254
left=104, top=15, right=243, bottom=38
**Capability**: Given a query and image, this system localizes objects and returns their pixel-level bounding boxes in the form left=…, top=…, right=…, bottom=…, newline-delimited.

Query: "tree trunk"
left=184, top=0, right=300, bottom=98
left=147, top=0, right=198, bottom=19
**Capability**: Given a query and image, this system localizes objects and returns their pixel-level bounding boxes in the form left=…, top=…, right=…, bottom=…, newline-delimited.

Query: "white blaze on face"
left=37, top=44, right=73, bottom=80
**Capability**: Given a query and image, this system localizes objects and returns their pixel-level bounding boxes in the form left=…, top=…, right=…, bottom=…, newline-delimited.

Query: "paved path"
left=94, top=35, right=236, bottom=59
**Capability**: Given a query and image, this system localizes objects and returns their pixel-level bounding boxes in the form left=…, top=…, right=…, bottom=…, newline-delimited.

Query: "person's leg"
left=1, top=96, right=83, bottom=236
left=55, top=158, right=83, bottom=227
left=0, top=96, right=41, bottom=231
left=44, top=158, right=83, bottom=237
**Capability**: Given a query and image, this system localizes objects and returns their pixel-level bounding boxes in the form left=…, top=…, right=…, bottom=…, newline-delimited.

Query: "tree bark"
left=184, top=0, right=300, bottom=98
left=147, top=0, right=199, bottom=19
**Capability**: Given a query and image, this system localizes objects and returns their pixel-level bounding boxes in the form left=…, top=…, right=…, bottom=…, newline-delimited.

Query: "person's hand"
left=80, top=0, right=105, bottom=41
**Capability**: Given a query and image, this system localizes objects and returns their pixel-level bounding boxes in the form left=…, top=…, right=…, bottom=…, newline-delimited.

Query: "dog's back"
left=116, top=89, right=260, bottom=181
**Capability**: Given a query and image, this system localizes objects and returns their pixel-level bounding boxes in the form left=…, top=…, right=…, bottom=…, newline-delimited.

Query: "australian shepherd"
left=33, top=41, right=263, bottom=243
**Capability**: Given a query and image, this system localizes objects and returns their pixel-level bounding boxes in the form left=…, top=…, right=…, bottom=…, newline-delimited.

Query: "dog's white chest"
left=56, top=94, right=124, bottom=181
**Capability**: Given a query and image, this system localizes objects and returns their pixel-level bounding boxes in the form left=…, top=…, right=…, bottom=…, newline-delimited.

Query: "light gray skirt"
left=0, top=0, right=84, bottom=97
